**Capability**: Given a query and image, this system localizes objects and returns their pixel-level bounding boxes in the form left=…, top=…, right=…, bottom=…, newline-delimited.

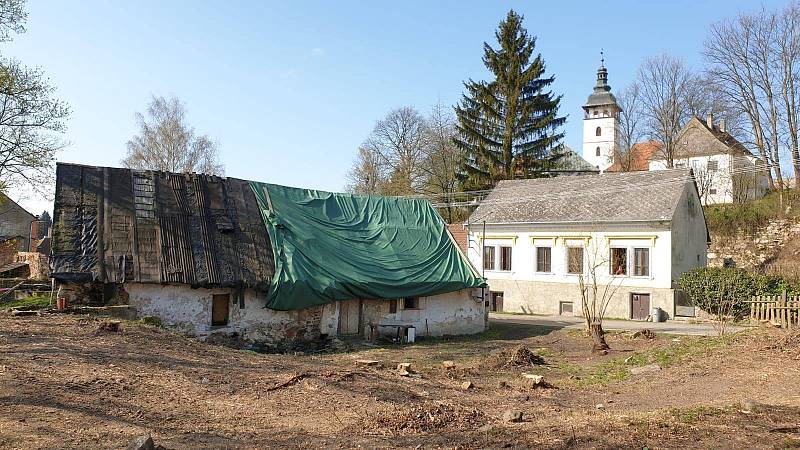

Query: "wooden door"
left=491, top=292, right=504, bottom=312
left=212, top=293, right=230, bottom=326
left=631, top=294, right=650, bottom=321
left=338, top=299, right=361, bottom=335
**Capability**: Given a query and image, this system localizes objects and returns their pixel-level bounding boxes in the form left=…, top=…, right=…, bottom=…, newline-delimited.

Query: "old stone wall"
left=16, top=252, right=49, bottom=280
left=361, top=289, right=486, bottom=338
left=707, top=219, right=800, bottom=269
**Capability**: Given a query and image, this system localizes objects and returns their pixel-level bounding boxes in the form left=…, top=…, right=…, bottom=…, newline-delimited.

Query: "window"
left=389, top=299, right=397, bottom=314
left=483, top=246, right=495, bottom=270
left=675, top=161, right=687, bottom=168
left=596, top=146, right=601, bottom=156
left=567, top=247, right=584, bottom=274
left=708, top=160, right=719, bottom=171
left=709, top=188, right=717, bottom=194
left=610, top=248, right=627, bottom=275
left=499, top=246, right=512, bottom=271
left=593, top=110, right=598, bottom=117
left=536, top=247, right=552, bottom=272
left=403, top=297, right=419, bottom=309
left=633, top=247, right=650, bottom=277
left=603, top=109, right=609, bottom=117
left=595, top=126, right=602, bottom=136
left=211, top=293, right=230, bottom=326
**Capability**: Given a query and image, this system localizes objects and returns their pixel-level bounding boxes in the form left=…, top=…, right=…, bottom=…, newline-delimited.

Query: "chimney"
left=706, top=113, right=714, bottom=129
left=719, top=119, right=726, bottom=133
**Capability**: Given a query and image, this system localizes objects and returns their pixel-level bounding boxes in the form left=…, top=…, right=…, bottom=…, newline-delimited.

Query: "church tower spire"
left=582, top=53, right=620, bottom=171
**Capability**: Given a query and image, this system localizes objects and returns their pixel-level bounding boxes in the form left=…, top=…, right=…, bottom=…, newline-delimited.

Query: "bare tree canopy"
left=614, top=83, right=645, bottom=171
left=0, top=1, right=68, bottom=194
left=636, top=54, right=695, bottom=168
left=703, top=3, right=800, bottom=189
left=122, top=95, right=224, bottom=175
left=0, top=0, right=25, bottom=42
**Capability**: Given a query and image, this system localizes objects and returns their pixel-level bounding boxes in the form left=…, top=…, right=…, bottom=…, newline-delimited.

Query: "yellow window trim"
left=529, top=236, right=558, bottom=246
left=560, top=236, right=592, bottom=245
left=605, top=235, right=658, bottom=246
left=478, top=235, right=517, bottom=244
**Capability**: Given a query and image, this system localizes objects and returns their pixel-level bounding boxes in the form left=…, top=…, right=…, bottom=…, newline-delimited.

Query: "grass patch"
left=705, top=189, right=800, bottom=237
left=0, top=295, right=50, bottom=310
left=574, top=334, right=739, bottom=387
left=668, top=406, right=726, bottom=424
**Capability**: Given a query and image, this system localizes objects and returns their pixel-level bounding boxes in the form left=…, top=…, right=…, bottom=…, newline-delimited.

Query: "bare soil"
left=0, top=313, right=799, bottom=449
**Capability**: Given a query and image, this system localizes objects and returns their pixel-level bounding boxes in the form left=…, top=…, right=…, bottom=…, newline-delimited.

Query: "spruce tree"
left=455, top=10, right=565, bottom=189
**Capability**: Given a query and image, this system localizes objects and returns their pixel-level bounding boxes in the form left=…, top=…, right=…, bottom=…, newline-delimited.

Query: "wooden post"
left=782, top=291, right=788, bottom=328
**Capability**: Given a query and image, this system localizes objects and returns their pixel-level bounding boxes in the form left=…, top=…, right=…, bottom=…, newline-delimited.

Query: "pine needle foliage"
left=454, top=10, right=566, bottom=190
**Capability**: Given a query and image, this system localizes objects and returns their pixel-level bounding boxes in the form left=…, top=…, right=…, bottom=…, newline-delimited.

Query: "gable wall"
left=0, top=197, right=34, bottom=251
left=670, top=183, right=709, bottom=285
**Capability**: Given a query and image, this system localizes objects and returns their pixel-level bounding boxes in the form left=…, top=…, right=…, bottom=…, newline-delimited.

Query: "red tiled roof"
left=606, top=141, right=660, bottom=172
left=447, top=224, right=468, bottom=253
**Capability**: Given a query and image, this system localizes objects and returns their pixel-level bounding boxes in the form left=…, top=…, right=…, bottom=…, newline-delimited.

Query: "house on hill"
left=0, top=194, right=35, bottom=252
left=649, top=115, right=768, bottom=204
left=51, top=163, right=486, bottom=344
left=465, top=169, right=708, bottom=320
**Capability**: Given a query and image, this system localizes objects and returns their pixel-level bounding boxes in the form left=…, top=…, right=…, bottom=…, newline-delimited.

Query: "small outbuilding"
left=51, top=163, right=486, bottom=345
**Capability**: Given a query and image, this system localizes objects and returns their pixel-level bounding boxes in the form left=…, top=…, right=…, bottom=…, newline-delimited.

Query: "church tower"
left=582, top=56, right=620, bottom=170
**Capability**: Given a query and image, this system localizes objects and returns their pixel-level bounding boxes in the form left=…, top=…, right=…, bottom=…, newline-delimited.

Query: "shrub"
left=679, top=267, right=800, bottom=319
left=704, top=189, right=800, bottom=237
left=678, top=267, right=754, bottom=319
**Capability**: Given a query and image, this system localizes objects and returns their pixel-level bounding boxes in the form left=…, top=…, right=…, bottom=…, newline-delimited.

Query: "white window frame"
left=534, top=246, right=553, bottom=274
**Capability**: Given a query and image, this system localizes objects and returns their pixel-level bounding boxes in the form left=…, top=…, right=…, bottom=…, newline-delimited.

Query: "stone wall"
left=707, top=219, right=800, bottom=269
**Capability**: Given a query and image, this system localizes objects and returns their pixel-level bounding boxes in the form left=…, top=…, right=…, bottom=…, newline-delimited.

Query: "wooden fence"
left=748, top=291, right=800, bottom=328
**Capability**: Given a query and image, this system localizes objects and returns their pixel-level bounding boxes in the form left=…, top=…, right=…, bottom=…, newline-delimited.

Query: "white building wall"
left=649, top=154, right=767, bottom=205
left=123, top=283, right=485, bottom=342
left=583, top=107, right=618, bottom=170
left=465, top=221, right=706, bottom=319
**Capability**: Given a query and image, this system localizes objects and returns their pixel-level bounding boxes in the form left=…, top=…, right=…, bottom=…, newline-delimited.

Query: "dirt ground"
left=0, top=312, right=799, bottom=449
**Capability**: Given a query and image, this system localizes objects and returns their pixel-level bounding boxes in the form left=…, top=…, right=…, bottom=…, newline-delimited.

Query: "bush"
left=678, top=267, right=800, bottom=319
left=679, top=267, right=753, bottom=318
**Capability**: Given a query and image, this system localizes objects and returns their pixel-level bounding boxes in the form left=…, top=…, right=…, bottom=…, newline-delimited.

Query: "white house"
left=465, top=169, right=709, bottom=320
left=649, top=115, right=768, bottom=205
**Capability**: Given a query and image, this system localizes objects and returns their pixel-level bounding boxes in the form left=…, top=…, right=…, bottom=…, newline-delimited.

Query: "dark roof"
left=583, top=64, right=619, bottom=110
left=469, top=169, right=692, bottom=224
left=0, top=193, right=35, bottom=220
left=553, top=145, right=598, bottom=172
left=51, top=163, right=274, bottom=287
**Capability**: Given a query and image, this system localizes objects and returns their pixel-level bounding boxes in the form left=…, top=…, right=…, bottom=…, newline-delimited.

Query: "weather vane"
left=600, top=49, right=605, bottom=66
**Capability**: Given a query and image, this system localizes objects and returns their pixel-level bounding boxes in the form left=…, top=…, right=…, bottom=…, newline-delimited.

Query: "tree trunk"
left=589, top=322, right=610, bottom=353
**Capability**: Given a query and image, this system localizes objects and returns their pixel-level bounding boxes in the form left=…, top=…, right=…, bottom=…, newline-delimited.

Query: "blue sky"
left=5, top=0, right=785, bottom=214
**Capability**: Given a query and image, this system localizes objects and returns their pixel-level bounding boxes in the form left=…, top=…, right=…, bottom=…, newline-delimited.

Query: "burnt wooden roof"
left=51, top=163, right=275, bottom=289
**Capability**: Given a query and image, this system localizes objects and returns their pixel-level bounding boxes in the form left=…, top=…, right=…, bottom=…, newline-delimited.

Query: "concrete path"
left=489, top=313, right=747, bottom=336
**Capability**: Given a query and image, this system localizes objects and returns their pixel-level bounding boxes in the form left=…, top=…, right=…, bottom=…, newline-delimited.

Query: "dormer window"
left=595, top=126, right=602, bottom=136
left=596, top=147, right=601, bottom=156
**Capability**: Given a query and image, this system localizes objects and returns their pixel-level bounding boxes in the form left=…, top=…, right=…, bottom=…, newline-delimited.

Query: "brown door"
left=631, top=294, right=651, bottom=321
left=338, top=299, right=361, bottom=335
left=491, top=292, right=504, bottom=312
left=212, top=294, right=230, bottom=326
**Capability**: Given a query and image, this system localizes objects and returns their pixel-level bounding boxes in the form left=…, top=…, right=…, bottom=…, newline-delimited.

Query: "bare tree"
left=122, top=95, right=223, bottom=175
left=693, top=166, right=716, bottom=204
left=575, top=240, right=623, bottom=352
left=418, top=103, right=465, bottom=222
left=364, top=107, right=426, bottom=196
left=614, top=83, right=646, bottom=171
left=637, top=54, right=694, bottom=168
left=704, top=10, right=788, bottom=189
left=777, top=3, right=800, bottom=189
left=345, top=145, right=384, bottom=194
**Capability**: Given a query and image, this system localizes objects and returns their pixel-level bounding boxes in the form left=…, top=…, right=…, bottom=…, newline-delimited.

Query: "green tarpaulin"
left=250, top=182, right=485, bottom=311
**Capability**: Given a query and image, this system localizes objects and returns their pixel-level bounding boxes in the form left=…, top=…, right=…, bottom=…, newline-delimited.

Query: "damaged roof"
left=51, top=163, right=275, bottom=288
left=468, top=169, right=693, bottom=225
